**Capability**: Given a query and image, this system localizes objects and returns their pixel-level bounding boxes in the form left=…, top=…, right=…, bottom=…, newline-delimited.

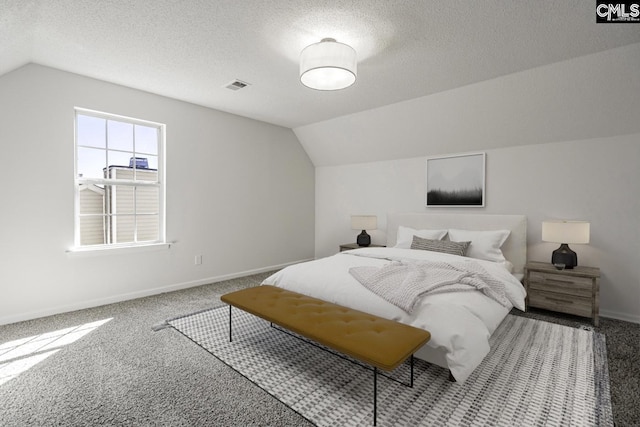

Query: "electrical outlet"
left=194, top=255, right=202, bottom=265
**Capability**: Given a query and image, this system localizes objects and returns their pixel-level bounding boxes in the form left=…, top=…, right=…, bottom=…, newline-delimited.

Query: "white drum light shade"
left=542, top=220, right=590, bottom=244
left=351, top=215, right=377, bottom=231
left=300, top=38, right=357, bottom=90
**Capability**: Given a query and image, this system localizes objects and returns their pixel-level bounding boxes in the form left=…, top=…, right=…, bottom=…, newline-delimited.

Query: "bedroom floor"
left=0, top=272, right=638, bottom=426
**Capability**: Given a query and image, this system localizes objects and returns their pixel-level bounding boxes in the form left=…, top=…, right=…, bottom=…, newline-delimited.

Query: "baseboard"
left=6, top=260, right=635, bottom=327
left=600, top=309, right=640, bottom=324
left=0, top=259, right=312, bottom=326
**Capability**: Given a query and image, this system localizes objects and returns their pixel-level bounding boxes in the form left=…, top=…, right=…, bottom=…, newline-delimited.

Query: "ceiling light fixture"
left=300, top=38, right=357, bottom=91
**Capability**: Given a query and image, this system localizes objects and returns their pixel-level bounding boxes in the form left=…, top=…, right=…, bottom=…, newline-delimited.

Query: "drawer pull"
left=544, top=296, right=573, bottom=304
left=546, top=278, right=575, bottom=284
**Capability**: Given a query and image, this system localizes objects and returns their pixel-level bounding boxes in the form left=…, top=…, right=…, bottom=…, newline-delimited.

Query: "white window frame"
left=72, top=108, right=166, bottom=251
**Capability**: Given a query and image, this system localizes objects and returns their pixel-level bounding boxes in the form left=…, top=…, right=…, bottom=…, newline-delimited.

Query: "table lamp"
left=351, top=215, right=377, bottom=247
left=542, top=220, right=590, bottom=269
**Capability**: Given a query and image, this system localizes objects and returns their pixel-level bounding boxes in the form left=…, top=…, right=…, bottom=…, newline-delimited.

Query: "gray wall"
left=0, top=64, right=315, bottom=325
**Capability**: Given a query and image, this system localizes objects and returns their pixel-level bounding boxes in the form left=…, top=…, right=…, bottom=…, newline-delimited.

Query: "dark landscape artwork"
left=426, top=152, right=485, bottom=207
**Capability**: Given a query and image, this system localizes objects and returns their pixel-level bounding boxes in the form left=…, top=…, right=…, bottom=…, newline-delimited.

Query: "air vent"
left=224, top=79, right=250, bottom=91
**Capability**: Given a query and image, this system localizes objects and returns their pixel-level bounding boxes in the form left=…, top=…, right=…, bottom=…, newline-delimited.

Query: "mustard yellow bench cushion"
left=220, top=285, right=431, bottom=371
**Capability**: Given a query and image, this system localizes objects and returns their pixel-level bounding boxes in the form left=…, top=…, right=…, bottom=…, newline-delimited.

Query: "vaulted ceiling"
left=2, top=0, right=639, bottom=129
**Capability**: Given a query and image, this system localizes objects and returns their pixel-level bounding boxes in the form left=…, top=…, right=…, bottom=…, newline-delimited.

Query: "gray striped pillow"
left=410, top=236, right=471, bottom=257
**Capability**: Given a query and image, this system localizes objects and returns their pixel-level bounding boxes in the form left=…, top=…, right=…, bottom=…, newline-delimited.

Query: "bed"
left=262, top=213, right=527, bottom=383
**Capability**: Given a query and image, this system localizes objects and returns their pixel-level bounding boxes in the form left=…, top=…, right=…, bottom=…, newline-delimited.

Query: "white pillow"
left=448, top=228, right=510, bottom=263
left=498, top=260, right=514, bottom=273
left=394, top=226, right=448, bottom=249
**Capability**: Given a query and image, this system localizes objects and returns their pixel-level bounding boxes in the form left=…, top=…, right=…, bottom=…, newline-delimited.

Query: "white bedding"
left=262, top=247, right=526, bottom=383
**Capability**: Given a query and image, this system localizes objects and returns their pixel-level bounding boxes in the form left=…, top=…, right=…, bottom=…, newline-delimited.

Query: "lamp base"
left=551, top=243, right=577, bottom=269
left=356, top=230, right=371, bottom=247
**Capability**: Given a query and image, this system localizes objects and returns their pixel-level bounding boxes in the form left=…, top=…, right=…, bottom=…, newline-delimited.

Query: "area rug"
left=168, top=307, right=613, bottom=426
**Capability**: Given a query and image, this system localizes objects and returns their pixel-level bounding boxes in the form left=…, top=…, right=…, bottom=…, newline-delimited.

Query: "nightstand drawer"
left=528, top=291, right=592, bottom=318
left=528, top=272, right=593, bottom=297
left=524, top=262, right=600, bottom=326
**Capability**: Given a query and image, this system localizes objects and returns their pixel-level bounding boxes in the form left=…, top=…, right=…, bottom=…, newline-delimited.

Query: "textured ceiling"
left=1, top=0, right=639, bottom=129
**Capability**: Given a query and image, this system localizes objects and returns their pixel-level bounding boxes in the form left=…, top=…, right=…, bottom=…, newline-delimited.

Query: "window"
left=74, top=108, right=165, bottom=248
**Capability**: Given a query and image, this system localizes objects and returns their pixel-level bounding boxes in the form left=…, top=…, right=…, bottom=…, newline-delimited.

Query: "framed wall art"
left=426, top=152, right=485, bottom=207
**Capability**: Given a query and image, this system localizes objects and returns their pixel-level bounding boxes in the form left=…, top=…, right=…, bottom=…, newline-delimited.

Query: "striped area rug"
left=168, top=307, right=613, bottom=426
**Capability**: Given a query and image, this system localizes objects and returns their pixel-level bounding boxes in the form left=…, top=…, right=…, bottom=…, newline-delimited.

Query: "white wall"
left=316, top=136, right=640, bottom=323
left=312, top=43, right=640, bottom=323
left=0, top=64, right=315, bottom=325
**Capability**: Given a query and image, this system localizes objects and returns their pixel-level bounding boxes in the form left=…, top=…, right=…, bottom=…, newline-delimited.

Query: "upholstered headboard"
left=387, top=213, right=527, bottom=274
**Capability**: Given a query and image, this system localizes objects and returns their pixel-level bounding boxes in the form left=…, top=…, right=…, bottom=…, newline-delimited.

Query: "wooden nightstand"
left=524, top=261, right=601, bottom=326
left=339, top=243, right=385, bottom=252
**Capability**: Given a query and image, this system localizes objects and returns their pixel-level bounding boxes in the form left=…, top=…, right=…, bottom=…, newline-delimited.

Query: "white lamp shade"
left=542, top=220, right=590, bottom=244
left=300, top=38, right=357, bottom=91
left=351, top=215, right=377, bottom=231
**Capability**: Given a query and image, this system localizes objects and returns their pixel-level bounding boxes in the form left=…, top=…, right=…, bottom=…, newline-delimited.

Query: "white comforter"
left=262, top=247, right=526, bottom=383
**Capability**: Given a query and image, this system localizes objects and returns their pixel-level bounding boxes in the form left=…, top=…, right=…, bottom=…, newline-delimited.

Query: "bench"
left=220, top=285, right=431, bottom=425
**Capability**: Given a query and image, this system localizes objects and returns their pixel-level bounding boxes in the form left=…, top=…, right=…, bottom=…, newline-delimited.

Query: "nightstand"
left=524, top=261, right=601, bottom=326
left=339, top=243, right=385, bottom=252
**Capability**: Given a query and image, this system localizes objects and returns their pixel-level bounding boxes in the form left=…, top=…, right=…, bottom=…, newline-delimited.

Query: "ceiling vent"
left=224, top=79, right=250, bottom=91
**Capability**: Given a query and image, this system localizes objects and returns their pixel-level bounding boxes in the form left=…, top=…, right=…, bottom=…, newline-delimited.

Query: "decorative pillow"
left=410, top=236, right=470, bottom=257
left=394, top=226, right=448, bottom=249
left=448, top=228, right=511, bottom=263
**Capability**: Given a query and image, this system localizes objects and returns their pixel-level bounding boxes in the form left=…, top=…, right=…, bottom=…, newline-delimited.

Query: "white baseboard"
left=0, top=259, right=312, bottom=326
left=5, top=259, right=637, bottom=327
left=600, top=309, right=640, bottom=324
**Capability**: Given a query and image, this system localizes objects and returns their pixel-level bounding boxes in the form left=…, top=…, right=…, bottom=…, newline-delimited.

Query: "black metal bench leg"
left=229, top=305, right=232, bottom=342
left=410, top=354, right=414, bottom=387
left=373, top=367, right=378, bottom=426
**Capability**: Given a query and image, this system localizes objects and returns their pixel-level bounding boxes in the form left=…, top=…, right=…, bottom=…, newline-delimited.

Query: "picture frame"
left=426, top=152, right=485, bottom=207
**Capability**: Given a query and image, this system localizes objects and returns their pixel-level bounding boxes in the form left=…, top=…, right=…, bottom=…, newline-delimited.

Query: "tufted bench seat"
left=221, top=285, right=431, bottom=425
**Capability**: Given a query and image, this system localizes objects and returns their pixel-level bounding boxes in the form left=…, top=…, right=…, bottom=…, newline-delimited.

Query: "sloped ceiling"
left=2, top=0, right=639, bottom=131
left=295, top=42, right=640, bottom=166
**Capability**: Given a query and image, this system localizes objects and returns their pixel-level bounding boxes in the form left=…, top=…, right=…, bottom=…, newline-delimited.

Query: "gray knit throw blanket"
left=349, top=260, right=510, bottom=313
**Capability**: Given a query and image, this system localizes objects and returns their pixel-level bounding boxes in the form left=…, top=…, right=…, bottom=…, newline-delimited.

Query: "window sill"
left=66, top=242, right=172, bottom=257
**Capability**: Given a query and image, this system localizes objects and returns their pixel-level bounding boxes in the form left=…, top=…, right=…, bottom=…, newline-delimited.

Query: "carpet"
left=168, top=307, right=613, bottom=427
